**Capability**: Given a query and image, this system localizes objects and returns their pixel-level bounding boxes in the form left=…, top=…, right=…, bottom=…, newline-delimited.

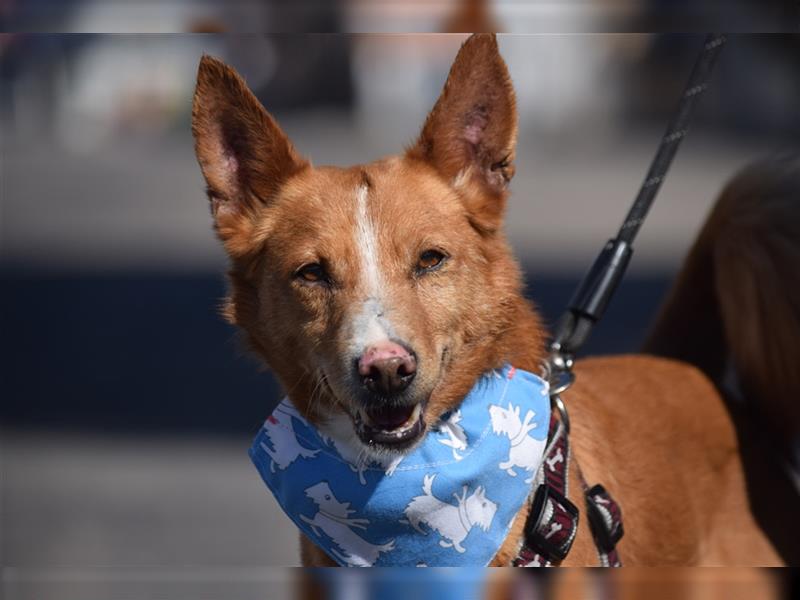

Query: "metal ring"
left=549, top=368, right=575, bottom=396
left=552, top=393, right=571, bottom=434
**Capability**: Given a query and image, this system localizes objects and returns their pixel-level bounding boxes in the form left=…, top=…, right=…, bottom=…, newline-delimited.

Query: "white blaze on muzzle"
left=350, top=182, right=396, bottom=355
left=349, top=298, right=394, bottom=356
left=250, top=365, right=551, bottom=566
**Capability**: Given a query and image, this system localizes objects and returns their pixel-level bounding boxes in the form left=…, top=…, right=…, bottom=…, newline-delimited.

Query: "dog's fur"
left=645, top=157, right=800, bottom=465
left=644, top=156, right=800, bottom=563
left=191, top=34, right=782, bottom=566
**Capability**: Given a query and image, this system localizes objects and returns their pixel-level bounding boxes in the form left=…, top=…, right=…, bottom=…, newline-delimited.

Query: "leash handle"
left=550, top=34, right=726, bottom=363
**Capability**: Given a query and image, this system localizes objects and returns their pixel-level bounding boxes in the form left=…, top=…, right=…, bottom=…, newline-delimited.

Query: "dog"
left=436, top=410, right=468, bottom=460
left=489, top=401, right=543, bottom=482
left=191, top=34, right=782, bottom=565
left=300, top=481, right=395, bottom=566
left=261, top=401, right=318, bottom=473
left=404, top=474, right=498, bottom=553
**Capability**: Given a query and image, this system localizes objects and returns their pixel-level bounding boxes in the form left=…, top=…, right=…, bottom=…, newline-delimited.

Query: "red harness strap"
left=513, top=415, right=624, bottom=567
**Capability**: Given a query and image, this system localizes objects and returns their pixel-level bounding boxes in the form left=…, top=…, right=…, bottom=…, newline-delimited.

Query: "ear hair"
left=191, top=55, right=307, bottom=255
left=407, top=34, right=517, bottom=233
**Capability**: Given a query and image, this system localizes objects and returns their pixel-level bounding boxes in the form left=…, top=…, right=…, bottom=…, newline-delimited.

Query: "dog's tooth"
left=393, top=403, right=423, bottom=434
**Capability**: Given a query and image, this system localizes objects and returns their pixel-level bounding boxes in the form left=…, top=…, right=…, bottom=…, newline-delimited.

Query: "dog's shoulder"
left=571, top=354, right=736, bottom=452
left=574, top=354, right=723, bottom=416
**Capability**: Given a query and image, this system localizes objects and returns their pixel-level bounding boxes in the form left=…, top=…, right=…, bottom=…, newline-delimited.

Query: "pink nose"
left=357, top=341, right=417, bottom=397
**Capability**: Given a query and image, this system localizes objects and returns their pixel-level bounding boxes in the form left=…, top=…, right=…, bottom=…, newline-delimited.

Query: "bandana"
left=249, top=365, right=550, bottom=566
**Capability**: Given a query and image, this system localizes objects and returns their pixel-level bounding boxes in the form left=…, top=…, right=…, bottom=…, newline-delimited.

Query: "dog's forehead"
left=276, top=158, right=464, bottom=223
left=363, top=158, right=465, bottom=218
left=262, top=159, right=470, bottom=269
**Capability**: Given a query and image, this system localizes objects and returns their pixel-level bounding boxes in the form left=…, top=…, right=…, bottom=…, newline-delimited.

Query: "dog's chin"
left=350, top=400, right=428, bottom=453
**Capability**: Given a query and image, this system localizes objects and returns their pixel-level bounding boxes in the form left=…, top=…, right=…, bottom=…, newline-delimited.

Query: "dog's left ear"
left=407, top=34, right=517, bottom=233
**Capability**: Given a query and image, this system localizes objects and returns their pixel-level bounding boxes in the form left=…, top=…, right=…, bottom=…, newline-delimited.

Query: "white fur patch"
left=351, top=184, right=391, bottom=351
left=451, top=168, right=471, bottom=190
left=354, top=184, right=381, bottom=297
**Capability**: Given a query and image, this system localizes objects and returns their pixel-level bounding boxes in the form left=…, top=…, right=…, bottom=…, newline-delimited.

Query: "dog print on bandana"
left=250, top=365, right=550, bottom=566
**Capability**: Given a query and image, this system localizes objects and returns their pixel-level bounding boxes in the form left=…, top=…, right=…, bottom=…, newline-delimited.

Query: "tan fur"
left=645, top=157, right=800, bottom=563
left=191, top=34, right=781, bottom=567
left=646, top=158, right=800, bottom=464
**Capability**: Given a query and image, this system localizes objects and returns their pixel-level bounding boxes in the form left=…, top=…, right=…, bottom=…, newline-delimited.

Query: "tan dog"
left=191, top=34, right=781, bottom=566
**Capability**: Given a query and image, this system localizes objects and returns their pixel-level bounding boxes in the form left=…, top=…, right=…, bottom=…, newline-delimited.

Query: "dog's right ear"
left=192, top=55, right=307, bottom=256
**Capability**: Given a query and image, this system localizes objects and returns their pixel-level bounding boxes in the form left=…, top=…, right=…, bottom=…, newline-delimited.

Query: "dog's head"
left=489, top=402, right=521, bottom=437
left=304, top=482, right=353, bottom=517
left=192, top=34, right=537, bottom=457
left=465, top=486, right=497, bottom=532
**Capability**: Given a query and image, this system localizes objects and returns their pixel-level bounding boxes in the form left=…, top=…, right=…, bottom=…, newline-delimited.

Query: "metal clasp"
left=544, top=348, right=575, bottom=434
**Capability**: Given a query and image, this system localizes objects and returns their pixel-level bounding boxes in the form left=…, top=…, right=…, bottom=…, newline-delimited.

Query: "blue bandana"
left=250, top=365, right=550, bottom=566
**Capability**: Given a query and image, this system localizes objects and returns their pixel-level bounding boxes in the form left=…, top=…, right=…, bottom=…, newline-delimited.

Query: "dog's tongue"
left=365, top=404, right=415, bottom=430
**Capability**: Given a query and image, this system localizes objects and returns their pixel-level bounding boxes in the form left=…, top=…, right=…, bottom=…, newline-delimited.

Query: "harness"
left=512, top=33, right=727, bottom=567
left=513, top=414, right=623, bottom=566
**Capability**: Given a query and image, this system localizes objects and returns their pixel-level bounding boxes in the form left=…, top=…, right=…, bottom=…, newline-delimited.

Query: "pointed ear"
left=407, top=34, right=517, bottom=233
left=191, top=55, right=307, bottom=255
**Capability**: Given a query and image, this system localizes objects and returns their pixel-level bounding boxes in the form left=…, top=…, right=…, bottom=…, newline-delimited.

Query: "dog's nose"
left=357, top=341, right=416, bottom=397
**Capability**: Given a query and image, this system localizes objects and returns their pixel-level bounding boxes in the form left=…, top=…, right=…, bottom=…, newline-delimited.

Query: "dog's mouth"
left=352, top=401, right=426, bottom=449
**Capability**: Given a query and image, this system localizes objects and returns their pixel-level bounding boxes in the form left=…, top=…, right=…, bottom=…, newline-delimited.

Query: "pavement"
left=1, top=431, right=298, bottom=599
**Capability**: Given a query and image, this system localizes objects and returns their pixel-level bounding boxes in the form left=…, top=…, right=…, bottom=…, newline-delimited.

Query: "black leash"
left=517, top=34, right=728, bottom=567
left=547, top=34, right=727, bottom=395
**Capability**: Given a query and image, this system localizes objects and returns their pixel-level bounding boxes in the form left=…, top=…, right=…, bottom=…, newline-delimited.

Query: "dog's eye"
left=296, top=263, right=327, bottom=283
left=417, top=250, right=446, bottom=273
left=324, top=494, right=331, bottom=501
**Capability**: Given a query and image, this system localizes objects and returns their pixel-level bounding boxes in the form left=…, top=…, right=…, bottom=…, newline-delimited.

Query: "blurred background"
left=2, top=1, right=800, bottom=599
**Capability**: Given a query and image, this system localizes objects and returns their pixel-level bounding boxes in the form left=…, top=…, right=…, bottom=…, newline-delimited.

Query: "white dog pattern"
left=301, top=482, right=395, bottom=566
left=489, top=401, right=544, bottom=483
left=403, top=474, right=498, bottom=554
left=262, top=402, right=318, bottom=472
left=436, top=410, right=468, bottom=460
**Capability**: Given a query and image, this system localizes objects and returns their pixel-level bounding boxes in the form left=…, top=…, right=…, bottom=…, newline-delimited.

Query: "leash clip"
left=544, top=348, right=575, bottom=433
